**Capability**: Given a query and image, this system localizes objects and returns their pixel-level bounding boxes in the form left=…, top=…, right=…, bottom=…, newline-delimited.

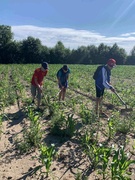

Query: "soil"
left=0, top=102, right=135, bottom=180
left=0, top=103, right=98, bottom=180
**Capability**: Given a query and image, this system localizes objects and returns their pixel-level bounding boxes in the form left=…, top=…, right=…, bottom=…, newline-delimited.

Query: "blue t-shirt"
left=57, top=68, right=70, bottom=84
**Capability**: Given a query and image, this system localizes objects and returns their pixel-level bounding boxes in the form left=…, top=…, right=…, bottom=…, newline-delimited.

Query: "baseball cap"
left=107, top=59, right=116, bottom=67
left=42, top=62, right=48, bottom=69
left=63, top=65, right=68, bottom=71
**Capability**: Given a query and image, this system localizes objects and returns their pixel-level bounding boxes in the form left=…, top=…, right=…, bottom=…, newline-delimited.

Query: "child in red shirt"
left=31, top=62, right=48, bottom=110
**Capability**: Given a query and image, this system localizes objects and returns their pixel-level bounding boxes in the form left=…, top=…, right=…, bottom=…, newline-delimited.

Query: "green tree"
left=40, top=45, right=50, bottom=63
left=126, top=46, right=135, bottom=65
left=109, top=43, right=127, bottom=65
left=0, top=25, right=13, bottom=63
left=5, top=41, right=22, bottom=63
left=69, top=45, right=98, bottom=64
left=130, top=45, right=135, bottom=56
left=87, top=45, right=98, bottom=64
left=21, top=36, right=42, bottom=63
left=96, top=43, right=110, bottom=64
left=0, top=25, right=13, bottom=46
left=72, top=46, right=89, bottom=64
left=50, top=41, right=69, bottom=64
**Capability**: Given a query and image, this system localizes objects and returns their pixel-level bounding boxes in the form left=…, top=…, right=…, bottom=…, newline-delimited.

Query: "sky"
left=1, top=0, right=135, bottom=54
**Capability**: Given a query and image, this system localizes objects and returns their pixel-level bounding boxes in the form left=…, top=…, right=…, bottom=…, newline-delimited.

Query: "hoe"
left=114, top=91, right=133, bottom=113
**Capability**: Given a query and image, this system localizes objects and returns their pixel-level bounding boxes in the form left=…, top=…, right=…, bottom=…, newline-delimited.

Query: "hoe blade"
left=120, top=107, right=133, bottom=113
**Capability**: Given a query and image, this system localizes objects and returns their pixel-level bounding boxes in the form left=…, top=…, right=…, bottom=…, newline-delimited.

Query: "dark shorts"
left=58, top=82, right=68, bottom=89
left=96, top=86, right=104, bottom=98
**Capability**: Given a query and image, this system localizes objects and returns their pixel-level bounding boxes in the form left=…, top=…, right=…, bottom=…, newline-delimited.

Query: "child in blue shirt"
left=94, top=59, right=116, bottom=117
left=57, top=65, right=70, bottom=101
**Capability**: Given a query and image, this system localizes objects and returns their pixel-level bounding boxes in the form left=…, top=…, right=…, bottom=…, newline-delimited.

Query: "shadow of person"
left=5, top=109, right=26, bottom=127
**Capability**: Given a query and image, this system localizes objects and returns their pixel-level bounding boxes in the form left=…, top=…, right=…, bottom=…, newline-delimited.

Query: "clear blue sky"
left=1, top=0, right=135, bottom=54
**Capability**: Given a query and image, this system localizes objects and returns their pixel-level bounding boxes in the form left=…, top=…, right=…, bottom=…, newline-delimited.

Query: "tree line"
left=0, top=25, right=135, bottom=65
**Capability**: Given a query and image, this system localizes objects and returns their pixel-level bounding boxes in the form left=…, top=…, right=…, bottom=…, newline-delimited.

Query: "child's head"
left=41, top=62, right=48, bottom=71
left=62, top=65, right=68, bottom=73
left=107, top=59, right=116, bottom=69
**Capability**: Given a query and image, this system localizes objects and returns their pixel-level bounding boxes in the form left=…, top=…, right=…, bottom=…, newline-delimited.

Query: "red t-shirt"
left=31, top=68, right=48, bottom=86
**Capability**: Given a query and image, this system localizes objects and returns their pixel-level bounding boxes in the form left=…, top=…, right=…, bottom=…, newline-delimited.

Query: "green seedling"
left=16, top=105, right=42, bottom=153
left=107, top=116, right=116, bottom=140
left=65, top=114, right=76, bottom=137
left=80, top=104, right=95, bottom=125
left=39, top=143, right=56, bottom=177
left=26, top=105, right=39, bottom=124
left=111, top=146, right=135, bottom=179
left=80, top=127, right=96, bottom=149
left=50, top=112, right=76, bottom=138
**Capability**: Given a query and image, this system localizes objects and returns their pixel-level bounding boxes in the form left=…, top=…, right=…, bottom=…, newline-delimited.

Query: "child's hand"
left=38, top=85, right=42, bottom=93
left=110, top=86, right=115, bottom=92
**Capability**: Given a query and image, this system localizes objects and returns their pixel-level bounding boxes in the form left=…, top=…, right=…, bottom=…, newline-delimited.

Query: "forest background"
left=0, top=25, right=135, bottom=65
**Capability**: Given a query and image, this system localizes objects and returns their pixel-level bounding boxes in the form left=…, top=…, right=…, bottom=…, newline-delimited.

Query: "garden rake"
left=114, top=91, right=133, bottom=113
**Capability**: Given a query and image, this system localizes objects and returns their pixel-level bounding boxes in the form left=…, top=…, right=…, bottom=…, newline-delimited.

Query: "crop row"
left=0, top=64, right=135, bottom=179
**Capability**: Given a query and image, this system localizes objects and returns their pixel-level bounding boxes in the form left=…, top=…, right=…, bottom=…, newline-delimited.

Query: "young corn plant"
left=107, top=116, right=116, bottom=140
left=50, top=113, right=76, bottom=138
left=74, top=171, right=82, bottom=180
left=111, top=146, right=135, bottom=179
left=65, top=114, right=76, bottom=137
left=24, top=122, right=43, bottom=148
left=79, top=126, right=97, bottom=149
left=85, top=143, right=109, bottom=170
left=80, top=130, right=92, bottom=148
left=97, top=144, right=112, bottom=179
left=0, top=87, right=7, bottom=113
left=25, top=106, right=43, bottom=148
left=79, top=104, right=95, bottom=125
left=26, top=105, right=39, bottom=124
left=17, top=106, right=43, bottom=153
left=115, top=115, right=135, bottom=135
left=39, top=143, right=57, bottom=177
left=42, top=95, right=59, bottom=117
left=50, top=111, right=66, bottom=136
left=69, top=98, right=76, bottom=112
left=74, top=170, right=88, bottom=180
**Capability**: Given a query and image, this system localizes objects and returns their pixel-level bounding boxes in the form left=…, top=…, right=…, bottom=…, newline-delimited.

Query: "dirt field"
left=0, top=102, right=99, bottom=180
left=0, top=100, right=135, bottom=180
